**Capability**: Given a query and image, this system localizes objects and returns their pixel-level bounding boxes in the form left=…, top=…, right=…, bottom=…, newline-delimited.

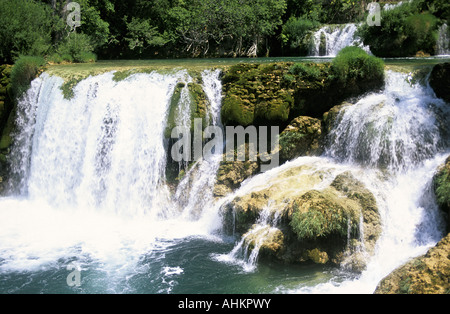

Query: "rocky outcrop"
left=433, top=155, right=450, bottom=230
left=279, top=116, right=323, bottom=162
left=374, top=233, right=450, bottom=294
left=221, top=63, right=295, bottom=127
left=0, top=65, right=12, bottom=195
left=223, top=164, right=381, bottom=271
left=429, top=63, right=450, bottom=103
left=214, top=159, right=259, bottom=197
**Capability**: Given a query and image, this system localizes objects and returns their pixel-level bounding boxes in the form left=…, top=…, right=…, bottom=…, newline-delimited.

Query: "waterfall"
left=290, top=70, right=449, bottom=293
left=326, top=71, right=450, bottom=171
left=309, top=23, right=370, bottom=57
left=174, top=69, right=224, bottom=224
left=213, top=201, right=283, bottom=272
left=218, top=70, right=449, bottom=292
left=437, top=24, right=450, bottom=56
left=0, top=69, right=224, bottom=276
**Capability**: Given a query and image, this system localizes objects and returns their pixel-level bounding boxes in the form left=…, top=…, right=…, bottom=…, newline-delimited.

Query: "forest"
left=0, top=0, right=449, bottom=64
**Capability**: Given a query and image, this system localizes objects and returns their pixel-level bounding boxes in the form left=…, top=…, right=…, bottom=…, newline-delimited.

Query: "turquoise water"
left=0, top=236, right=336, bottom=294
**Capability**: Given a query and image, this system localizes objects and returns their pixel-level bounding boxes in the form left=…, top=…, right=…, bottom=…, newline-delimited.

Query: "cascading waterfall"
left=0, top=69, right=225, bottom=291
left=217, top=70, right=449, bottom=293
left=309, top=23, right=370, bottom=57
left=0, top=64, right=448, bottom=293
left=291, top=70, right=449, bottom=293
left=173, top=69, right=224, bottom=223
left=437, top=24, right=450, bottom=56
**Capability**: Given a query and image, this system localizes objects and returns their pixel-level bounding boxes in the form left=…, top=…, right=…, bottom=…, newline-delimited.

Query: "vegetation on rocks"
left=433, top=155, right=450, bottom=229
left=224, top=166, right=381, bottom=270
left=221, top=50, right=384, bottom=127
left=374, top=233, right=450, bottom=294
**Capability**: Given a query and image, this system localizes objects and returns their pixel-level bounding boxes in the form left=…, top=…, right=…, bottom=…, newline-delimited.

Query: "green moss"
left=290, top=190, right=359, bottom=240
left=10, top=56, right=46, bottom=98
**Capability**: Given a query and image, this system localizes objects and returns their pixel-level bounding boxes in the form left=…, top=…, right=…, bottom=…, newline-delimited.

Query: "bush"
left=10, top=56, right=45, bottom=98
left=0, top=0, right=56, bottom=64
left=331, top=46, right=384, bottom=86
left=281, top=17, right=319, bottom=55
left=288, top=63, right=323, bottom=80
left=57, top=32, right=96, bottom=63
left=357, top=2, right=439, bottom=57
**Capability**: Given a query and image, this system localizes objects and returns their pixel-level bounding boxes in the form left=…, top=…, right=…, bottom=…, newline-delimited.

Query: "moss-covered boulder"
left=214, top=159, right=259, bottom=197
left=374, top=233, right=450, bottom=294
left=224, top=164, right=381, bottom=270
left=429, top=63, right=450, bottom=103
left=0, top=64, right=13, bottom=195
left=221, top=63, right=295, bottom=127
left=279, top=116, right=323, bottom=162
left=433, top=155, right=450, bottom=229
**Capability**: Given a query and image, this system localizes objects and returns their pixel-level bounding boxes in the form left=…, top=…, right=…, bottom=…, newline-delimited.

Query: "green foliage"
left=434, top=164, right=450, bottom=211
left=290, top=204, right=350, bottom=239
left=289, top=63, right=323, bottom=80
left=10, top=56, right=45, bottom=98
left=57, top=32, right=97, bottom=63
left=357, top=2, right=440, bottom=57
left=331, top=46, right=385, bottom=86
left=124, top=17, right=168, bottom=56
left=0, top=0, right=56, bottom=64
left=281, top=17, right=319, bottom=55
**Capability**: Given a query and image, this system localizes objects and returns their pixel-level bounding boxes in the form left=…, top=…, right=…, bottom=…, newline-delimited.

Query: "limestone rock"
left=224, top=164, right=381, bottom=269
left=279, top=116, right=323, bottom=162
left=374, top=233, right=450, bottom=294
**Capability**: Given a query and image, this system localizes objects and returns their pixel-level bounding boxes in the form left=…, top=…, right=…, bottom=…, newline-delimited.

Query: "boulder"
left=374, top=233, right=450, bottom=294
left=429, top=63, right=450, bottom=103
left=279, top=116, right=323, bottom=162
left=224, top=163, right=381, bottom=270
left=433, top=155, right=450, bottom=230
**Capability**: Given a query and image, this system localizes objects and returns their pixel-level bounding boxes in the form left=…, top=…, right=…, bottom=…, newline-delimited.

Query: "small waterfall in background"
left=437, top=24, right=450, bottom=56
left=309, top=23, right=370, bottom=57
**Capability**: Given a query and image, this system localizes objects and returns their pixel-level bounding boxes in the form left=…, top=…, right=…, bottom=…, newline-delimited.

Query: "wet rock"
left=279, top=116, right=323, bottom=162
left=429, top=63, right=450, bottom=103
left=374, top=233, right=450, bottom=294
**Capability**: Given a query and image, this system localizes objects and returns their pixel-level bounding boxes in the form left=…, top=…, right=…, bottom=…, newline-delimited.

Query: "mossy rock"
left=375, top=233, right=450, bottom=294
left=433, top=155, right=450, bottom=229
left=279, top=116, right=323, bottom=161
left=221, top=63, right=295, bottom=127
left=224, top=164, right=381, bottom=268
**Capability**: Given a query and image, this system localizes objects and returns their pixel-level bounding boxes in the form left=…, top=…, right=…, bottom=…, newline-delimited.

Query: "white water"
left=437, top=24, right=450, bottom=56
left=174, top=69, right=224, bottom=223
left=309, top=23, right=371, bottom=57
left=288, top=71, right=449, bottom=293
left=0, top=70, right=224, bottom=278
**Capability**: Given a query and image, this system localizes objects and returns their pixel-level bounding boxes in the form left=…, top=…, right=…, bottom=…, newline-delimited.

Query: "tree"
left=0, top=0, right=57, bottom=64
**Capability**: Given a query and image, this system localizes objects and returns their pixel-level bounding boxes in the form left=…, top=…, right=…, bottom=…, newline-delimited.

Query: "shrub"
left=57, top=32, right=96, bottom=63
left=331, top=46, right=384, bottom=86
left=281, top=17, right=319, bottom=55
left=357, top=2, right=439, bottom=57
left=289, top=63, right=323, bottom=80
left=0, top=0, right=56, bottom=64
left=10, top=56, right=46, bottom=98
